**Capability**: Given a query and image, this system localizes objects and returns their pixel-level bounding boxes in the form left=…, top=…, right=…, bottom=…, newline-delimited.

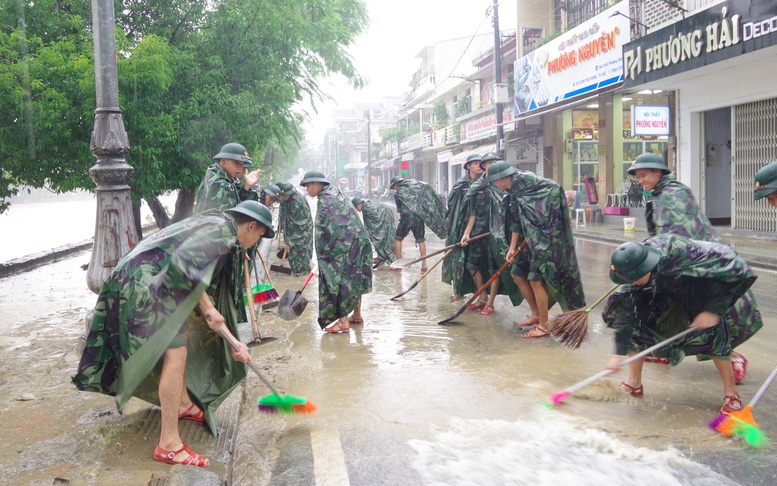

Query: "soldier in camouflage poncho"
left=442, top=154, right=482, bottom=300
left=628, top=152, right=757, bottom=380
left=273, top=182, right=313, bottom=275
left=390, top=176, right=448, bottom=272
left=73, top=202, right=274, bottom=467
left=352, top=197, right=396, bottom=266
left=302, top=171, right=372, bottom=333
left=603, top=235, right=761, bottom=413
left=488, top=161, right=586, bottom=338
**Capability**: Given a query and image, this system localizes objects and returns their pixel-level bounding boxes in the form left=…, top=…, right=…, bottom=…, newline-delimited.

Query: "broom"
left=253, top=250, right=280, bottom=304
left=709, top=362, right=777, bottom=447
left=218, top=329, right=318, bottom=414
left=549, top=284, right=620, bottom=349
left=546, top=327, right=696, bottom=407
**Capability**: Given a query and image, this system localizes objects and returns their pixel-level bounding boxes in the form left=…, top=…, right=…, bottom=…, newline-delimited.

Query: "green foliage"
left=433, top=100, right=449, bottom=129
left=0, top=0, right=368, bottom=217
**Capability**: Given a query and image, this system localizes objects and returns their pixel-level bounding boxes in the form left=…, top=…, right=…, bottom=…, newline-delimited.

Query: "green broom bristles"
left=257, top=394, right=318, bottom=414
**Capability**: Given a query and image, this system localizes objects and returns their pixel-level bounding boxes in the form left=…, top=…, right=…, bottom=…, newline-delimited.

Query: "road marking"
left=311, top=426, right=350, bottom=486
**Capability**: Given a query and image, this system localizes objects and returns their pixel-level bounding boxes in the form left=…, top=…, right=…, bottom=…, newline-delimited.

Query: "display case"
left=572, top=140, right=599, bottom=200
left=622, top=139, right=669, bottom=181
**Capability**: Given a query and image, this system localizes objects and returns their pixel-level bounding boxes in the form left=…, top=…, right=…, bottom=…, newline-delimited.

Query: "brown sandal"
left=721, top=395, right=742, bottom=413
left=521, top=326, right=550, bottom=339
left=620, top=382, right=644, bottom=397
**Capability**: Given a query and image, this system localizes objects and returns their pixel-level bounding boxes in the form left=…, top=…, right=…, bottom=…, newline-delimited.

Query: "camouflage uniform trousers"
left=394, top=213, right=425, bottom=243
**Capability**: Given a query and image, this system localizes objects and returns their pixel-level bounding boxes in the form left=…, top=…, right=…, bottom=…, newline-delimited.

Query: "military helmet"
left=754, top=160, right=777, bottom=201
left=464, top=153, right=482, bottom=169
left=214, top=142, right=253, bottom=167
left=277, top=182, right=294, bottom=194
left=389, top=176, right=403, bottom=188
left=486, top=160, right=517, bottom=183
left=627, top=153, right=669, bottom=176
left=609, top=241, right=661, bottom=284
left=225, top=200, right=275, bottom=238
left=352, top=197, right=363, bottom=207
left=263, top=184, right=282, bottom=202
left=300, top=171, right=329, bottom=186
left=480, top=151, right=502, bottom=167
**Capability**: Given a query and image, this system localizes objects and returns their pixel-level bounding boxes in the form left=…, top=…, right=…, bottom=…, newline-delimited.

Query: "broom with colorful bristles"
left=549, top=284, right=620, bottom=349
left=253, top=250, right=280, bottom=304
left=709, top=363, right=777, bottom=447
left=546, top=327, right=696, bottom=407
left=218, top=329, right=318, bottom=414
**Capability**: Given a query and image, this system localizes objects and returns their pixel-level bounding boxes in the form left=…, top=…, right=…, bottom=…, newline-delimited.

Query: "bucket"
left=623, top=217, right=636, bottom=231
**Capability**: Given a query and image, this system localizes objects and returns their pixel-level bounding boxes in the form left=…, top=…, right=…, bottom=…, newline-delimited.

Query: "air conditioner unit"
left=493, top=83, right=510, bottom=104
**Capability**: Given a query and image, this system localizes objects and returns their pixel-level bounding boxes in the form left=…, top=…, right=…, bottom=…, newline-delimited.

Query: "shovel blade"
left=278, top=289, right=308, bottom=320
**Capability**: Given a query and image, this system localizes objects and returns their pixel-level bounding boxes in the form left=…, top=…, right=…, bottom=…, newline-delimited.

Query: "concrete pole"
left=493, top=0, right=504, bottom=157
left=86, top=0, right=138, bottom=294
left=366, top=110, right=372, bottom=195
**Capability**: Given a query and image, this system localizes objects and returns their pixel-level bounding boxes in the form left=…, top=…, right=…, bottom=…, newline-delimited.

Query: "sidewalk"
left=572, top=221, right=777, bottom=271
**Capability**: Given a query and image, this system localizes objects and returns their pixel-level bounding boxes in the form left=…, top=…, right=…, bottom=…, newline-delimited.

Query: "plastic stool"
left=585, top=207, right=603, bottom=224
left=574, top=208, right=586, bottom=229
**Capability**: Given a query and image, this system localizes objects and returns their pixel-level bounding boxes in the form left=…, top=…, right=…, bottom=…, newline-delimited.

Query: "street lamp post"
left=86, top=0, right=138, bottom=294
left=366, top=110, right=372, bottom=196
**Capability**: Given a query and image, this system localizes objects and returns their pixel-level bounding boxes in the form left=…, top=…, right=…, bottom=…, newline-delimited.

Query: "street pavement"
left=3, top=219, right=777, bottom=484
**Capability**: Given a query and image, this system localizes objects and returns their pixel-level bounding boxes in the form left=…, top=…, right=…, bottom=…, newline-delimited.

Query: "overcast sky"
left=301, top=0, right=517, bottom=144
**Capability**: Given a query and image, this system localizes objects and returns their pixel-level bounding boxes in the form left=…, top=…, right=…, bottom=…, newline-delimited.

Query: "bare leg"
left=394, top=240, right=403, bottom=260
left=712, top=357, right=739, bottom=398
left=158, top=346, right=207, bottom=465
left=486, top=278, right=500, bottom=308
left=512, top=275, right=538, bottom=322
left=469, top=269, right=487, bottom=304
left=529, top=280, right=549, bottom=331
left=418, top=242, right=427, bottom=271
left=623, top=356, right=644, bottom=389
left=349, top=297, right=364, bottom=324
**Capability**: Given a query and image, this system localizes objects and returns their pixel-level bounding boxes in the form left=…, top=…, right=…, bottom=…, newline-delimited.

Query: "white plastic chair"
left=571, top=191, right=585, bottom=229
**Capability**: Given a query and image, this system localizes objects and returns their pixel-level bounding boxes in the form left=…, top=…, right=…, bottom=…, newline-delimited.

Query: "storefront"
left=622, top=0, right=777, bottom=232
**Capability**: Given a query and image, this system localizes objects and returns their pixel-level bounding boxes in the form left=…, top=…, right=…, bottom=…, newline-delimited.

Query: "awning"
left=449, top=144, right=495, bottom=166
left=343, top=162, right=367, bottom=171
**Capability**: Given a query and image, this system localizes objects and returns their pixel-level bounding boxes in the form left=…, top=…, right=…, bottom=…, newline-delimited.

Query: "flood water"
left=2, top=198, right=777, bottom=485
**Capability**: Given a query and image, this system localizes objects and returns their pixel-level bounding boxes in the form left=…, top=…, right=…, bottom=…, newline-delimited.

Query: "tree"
left=0, top=0, right=368, bottom=232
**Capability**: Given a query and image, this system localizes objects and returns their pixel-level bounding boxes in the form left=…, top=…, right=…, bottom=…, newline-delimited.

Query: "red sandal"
left=620, top=381, right=644, bottom=397
left=521, top=326, right=550, bottom=339
left=480, top=304, right=495, bottom=316
left=153, top=442, right=209, bottom=468
left=731, top=354, right=748, bottom=384
left=178, top=403, right=205, bottom=422
left=467, top=300, right=487, bottom=311
left=721, top=394, right=742, bottom=413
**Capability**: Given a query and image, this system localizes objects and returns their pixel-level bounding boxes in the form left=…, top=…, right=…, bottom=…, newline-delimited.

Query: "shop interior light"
left=622, top=97, right=633, bottom=101
left=586, top=103, right=599, bottom=109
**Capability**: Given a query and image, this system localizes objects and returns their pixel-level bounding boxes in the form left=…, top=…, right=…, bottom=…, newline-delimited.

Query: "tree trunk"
left=173, top=188, right=195, bottom=223
left=132, top=200, right=143, bottom=240
left=145, top=196, right=171, bottom=229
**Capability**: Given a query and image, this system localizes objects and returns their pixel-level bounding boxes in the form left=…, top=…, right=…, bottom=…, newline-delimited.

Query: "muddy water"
left=2, top=236, right=777, bottom=484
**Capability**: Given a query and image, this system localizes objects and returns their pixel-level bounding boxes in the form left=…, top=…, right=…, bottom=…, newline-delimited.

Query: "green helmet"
left=464, top=153, right=482, bottom=168
left=754, top=160, right=777, bottom=201
left=277, top=182, right=294, bottom=194
left=627, top=153, right=668, bottom=175
left=263, top=184, right=282, bottom=202
left=352, top=197, right=363, bottom=207
left=486, top=160, right=517, bottom=182
left=389, top=176, right=403, bottom=188
left=214, top=142, right=253, bottom=167
left=480, top=151, right=502, bottom=169
left=225, top=200, right=275, bottom=238
left=300, top=171, right=329, bottom=186
left=609, top=241, right=661, bottom=284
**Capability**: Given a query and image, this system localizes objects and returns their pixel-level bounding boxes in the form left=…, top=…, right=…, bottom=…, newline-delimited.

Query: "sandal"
left=467, top=300, right=487, bottom=311
left=620, top=382, right=644, bottom=397
left=480, top=304, right=494, bottom=316
left=721, top=394, right=743, bottom=413
left=731, top=354, right=748, bottom=384
left=521, top=326, right=550, bottom=339
left=515, top=316, right=540, bottom=330
left=643, top=356, right=669, bottom=365
left=153, top=442, right=209, bottom=468
left=324, top=324, right=350, bottom=334
left=178, top=403, right=205, bottom=422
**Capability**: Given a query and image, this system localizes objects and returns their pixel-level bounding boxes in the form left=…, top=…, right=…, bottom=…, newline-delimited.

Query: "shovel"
left=270, top=246, right=292, bottom=275
left=278, top=271, right=315, bottom=321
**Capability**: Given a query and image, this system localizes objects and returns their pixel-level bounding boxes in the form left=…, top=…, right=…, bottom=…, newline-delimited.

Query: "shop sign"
left=400, top=161, right=410, bottom=173
left=505, top=139, right=538, bottom=164
left=513, top=1, right=630, bottom=116
left=623, top=0, right=777, bottom=87
left=461, top=109, right=514, bottom=143
left=631, top=105, right=670, bottom=136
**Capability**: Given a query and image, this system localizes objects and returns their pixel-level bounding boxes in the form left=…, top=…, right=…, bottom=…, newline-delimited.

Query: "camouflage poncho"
left=603, top=234, right=762, bottom=364
left=646, top=173, right=718, bottom=240
left=504, top=171, right=586, bottom=310
left=394, top=179, right=448, bottom=239
left=644, top=172, right=760, bottom=360
left=314, top=185, right=373, bottom=328
left=72, top=211, right=247, bottom=435
left=279, top=189, right=314, bottom=275
left=441, top=174, right=481, bottom=297
left=360, top=199, right=396, bottom=264
left=194, top=162, right=258, bottom=213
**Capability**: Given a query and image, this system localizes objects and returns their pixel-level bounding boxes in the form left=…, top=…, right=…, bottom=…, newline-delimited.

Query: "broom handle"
left=243, top=259, right=260, bottom=339
left=217, top=328, right=282, bottom=397
left=256, top=249, right=275, bottom=287
left=404, top=232, right=490, bottom=266
left=748, top=363, right=777, bottom=408
left=585, top=284, right=621, bottom=313
left=391, top=248, right=453, bottom=300
left=563, top=327, right=696, bottom=394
